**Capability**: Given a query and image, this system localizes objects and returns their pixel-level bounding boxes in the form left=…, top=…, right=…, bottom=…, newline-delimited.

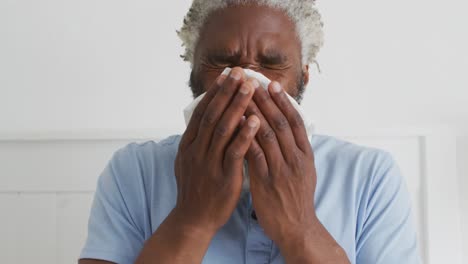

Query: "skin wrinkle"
left=190, top=69, right=305, bottom=103
left=177, top=0, right=324, bottom=66
left=189, top=4, right=307, bottom=103
left=110, top=3, right=347, bottom=264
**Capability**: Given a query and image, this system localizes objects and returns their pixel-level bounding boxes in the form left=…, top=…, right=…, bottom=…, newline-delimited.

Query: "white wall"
left=457, top=132, right=468, bottom=263
left=1, top=133, right=454, bottom=263
left=0, top=0, right=467, bottom=263
left=0, top=0, right=467, bottom=135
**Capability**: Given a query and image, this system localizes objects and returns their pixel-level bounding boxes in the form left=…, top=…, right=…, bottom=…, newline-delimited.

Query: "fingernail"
left=216, top=75, right=227, bottom=86
left=271, top=81, right=282, bottom=93
left=239, top=83, right=251, bottom=95
left=239, top=116, right=246, bottom=127
left=251, top=79, right=260, bottom=89
left=230, top=70, right=242, bottom=80
left=248, top=118, right=259, bottom=128
left=221, top=68, right=231, bottom=76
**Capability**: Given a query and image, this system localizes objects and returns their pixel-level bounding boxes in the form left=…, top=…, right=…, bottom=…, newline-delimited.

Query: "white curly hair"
left=177, top=0, right=325, bottom=67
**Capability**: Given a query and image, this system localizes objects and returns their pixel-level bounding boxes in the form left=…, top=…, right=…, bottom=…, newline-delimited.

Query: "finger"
left=245, top=138, right=269, bottom=184
left=180, top=73, right=227, bottom=150
left=268, top=81, right=311, bottom=153
left=197, top=67, right=246, bottom=153
left=245, top=100, right=284, bottom=166
left=209, top=78, right=259, bottom=155
left=252, top=82, right=296, bottom=157
left=240, top=115, right=246, bottom=126
left=224, top=115, right=260, bottom=177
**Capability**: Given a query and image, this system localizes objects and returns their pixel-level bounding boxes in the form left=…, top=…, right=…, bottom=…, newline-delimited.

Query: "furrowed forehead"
left=196, top=5, right=300, bottom=53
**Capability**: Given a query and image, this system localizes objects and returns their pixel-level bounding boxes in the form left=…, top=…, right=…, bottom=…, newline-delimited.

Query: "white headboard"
left=0, top=127, right=462, bottom=264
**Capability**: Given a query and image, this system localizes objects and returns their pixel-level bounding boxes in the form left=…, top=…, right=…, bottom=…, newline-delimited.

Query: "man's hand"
left=245, top=82, right=350, bottom=263
left=135, top=67, right=261, bottom=264
left=174, top=67, right=260, bottom=232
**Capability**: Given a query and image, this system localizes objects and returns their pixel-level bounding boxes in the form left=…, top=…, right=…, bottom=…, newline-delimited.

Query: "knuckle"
left=292, top=152, right=306, bottom=175
left=260, top=128, right=276, bottom=143
left=191, top=108, right=204, bottom=122
left=202, top=111, right=218, bottom=126
left=219, top=85, right=233, bottom=96
left=247, top=104, right=261, bottom=116
left=279, top=99, right=293, bottom=113
left=291, top=113, right=304, bottom=128
left=230, top=101, right=248, bottom=114
left=276, top=94, right=289, bottom=106
left=238, top=129, right=252, bottom=141
left=292, top=148, right=304, bottom=164
left=256, top=91, right=271, bottom=104
left=227, top=148, right=243, bottom=160
left=214, top=124, right=230, bottom=137
left=252, top=149, right=265, bottom=162
left=220, top=81, right=238, bottom=95
left=273, top=116, right=290, bottom=131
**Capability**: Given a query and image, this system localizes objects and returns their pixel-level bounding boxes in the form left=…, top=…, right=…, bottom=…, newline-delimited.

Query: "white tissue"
left=182, top=68, right=313, bottom=193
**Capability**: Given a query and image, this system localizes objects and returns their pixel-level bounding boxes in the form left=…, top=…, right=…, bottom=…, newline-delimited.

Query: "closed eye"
left=259, top=52, right=290, bottom=70
left=201, top=51, right=241, bottom=69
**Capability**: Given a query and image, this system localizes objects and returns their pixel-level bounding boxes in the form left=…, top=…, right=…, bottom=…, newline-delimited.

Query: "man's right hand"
left=133, top=68, right=260, bottom=264
left=173, top=67, right=260, bottom=234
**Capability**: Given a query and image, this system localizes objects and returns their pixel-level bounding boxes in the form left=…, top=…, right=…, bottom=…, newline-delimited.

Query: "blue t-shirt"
left=80, top=134, right=421, bottom=263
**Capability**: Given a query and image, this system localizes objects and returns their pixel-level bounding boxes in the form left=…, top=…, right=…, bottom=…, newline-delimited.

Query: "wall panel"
left=0, top=130, right=462, bottom=263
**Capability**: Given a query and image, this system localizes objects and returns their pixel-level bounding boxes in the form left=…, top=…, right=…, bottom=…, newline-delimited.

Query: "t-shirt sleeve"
left=356, top=152, right=422, bottom=264
left=79, top=145, right=146, bottom=264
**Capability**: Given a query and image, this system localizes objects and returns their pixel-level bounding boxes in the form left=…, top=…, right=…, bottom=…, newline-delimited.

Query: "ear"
left=302, top=65, right=310, bottom=86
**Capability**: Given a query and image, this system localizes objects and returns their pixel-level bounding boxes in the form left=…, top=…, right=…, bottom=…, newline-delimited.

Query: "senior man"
left=79, top=1, right=420, bottom=263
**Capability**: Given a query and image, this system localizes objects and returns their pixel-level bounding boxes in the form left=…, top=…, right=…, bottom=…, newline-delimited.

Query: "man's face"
left=190, top=4, right=309, bottom=103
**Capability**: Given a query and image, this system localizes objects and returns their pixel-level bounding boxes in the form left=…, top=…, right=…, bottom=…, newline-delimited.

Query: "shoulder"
left=114, top=134, right=182, bottom=157
left=81, top=136, right=182, bottom=263
left=311, top=134, right=401, bottom=205
left=101, top=134, right=182, bottom=194
left=312, top=134, right=395, bottom=174
left=312, top=134, right=412, bottom=229
left=110, top=135, right=182, bottom=168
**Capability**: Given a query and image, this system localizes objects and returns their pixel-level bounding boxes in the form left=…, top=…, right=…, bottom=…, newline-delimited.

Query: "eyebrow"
left=258, top=50, right=289, bottom=65
left=204, top=49, right=289, bottom=65
left=205, top=49, right=242, bottom=63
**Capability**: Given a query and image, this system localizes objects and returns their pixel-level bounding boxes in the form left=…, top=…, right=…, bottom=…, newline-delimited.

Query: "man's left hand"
left=245, top=81, right=349, bottom=263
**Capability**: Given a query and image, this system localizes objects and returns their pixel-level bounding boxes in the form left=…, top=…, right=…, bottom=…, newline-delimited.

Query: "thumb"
left=245, top=139, right=268, bottom=183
